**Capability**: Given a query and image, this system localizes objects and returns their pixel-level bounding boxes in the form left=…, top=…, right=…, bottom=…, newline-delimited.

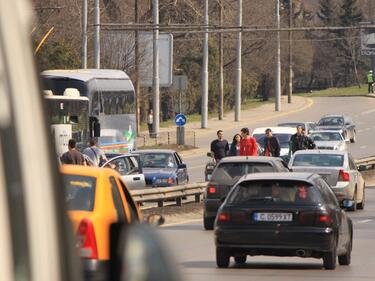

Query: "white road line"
left=361, top=108, right=375, bottom=115
left=360, top=146, right=367, bottom=149
left=358, top=219, right=373, bottom=224
left=357, top=129, right=364, bottom=133
left=365, top=127, right=371, bottom=131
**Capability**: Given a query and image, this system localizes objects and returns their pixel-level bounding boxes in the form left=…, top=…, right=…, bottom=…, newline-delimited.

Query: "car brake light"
left=218, top=213, right=230, bottom=222
left=318, top=214, right=333, bottom=224
left=208, top=186, right=216, bottom=194
left=338, top=169, right=350, bottom=182
left=77, top=218, right=98, bottom=259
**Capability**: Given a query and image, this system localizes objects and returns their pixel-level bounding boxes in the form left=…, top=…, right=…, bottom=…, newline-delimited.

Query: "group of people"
left=210, top=125, right=316, bottom=163
left=60, top=138, right=107, bottom=166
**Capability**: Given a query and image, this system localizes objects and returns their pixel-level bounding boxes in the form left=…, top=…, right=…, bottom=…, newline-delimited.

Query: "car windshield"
left=318, top=117, right=344, bottom=126
left=292, top=154, right=344, bottom=167
left=63, top=174, right=96, bottom=211
left=253, top=133, right=292, bottom=148
left=310, top=132, right=344, bottom=142
left=227, top=180, right=322, bottom=205
left=211, top=162, right=274, bottom=185
left=139, top=153, right=176, bottom=168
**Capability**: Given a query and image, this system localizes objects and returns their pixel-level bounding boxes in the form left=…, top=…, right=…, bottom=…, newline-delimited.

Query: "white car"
left=251, top=126, right=296, bottom=157
left=309, top=130, right=348, bottom=151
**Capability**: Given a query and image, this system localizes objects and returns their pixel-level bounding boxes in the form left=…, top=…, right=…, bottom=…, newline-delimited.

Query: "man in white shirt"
left=83, top=138, right=108, bottom=167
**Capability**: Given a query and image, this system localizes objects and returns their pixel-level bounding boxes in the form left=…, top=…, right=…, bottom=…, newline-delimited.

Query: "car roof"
left=252, top=127, right=296, bottom=135
left=320, top=114, right=345, bottom=118
left=60, top=164, right=119, bottom=178
left=292, top=149, right=347, bottom=155
left=218, top=156, right=283, bottom=163
left=310, top=130, right=344, bottom=133
left=135, top=149, right=176, bottom=154
left=41, top=69, right=130, bottom=82
left=238, top=172, right=316, bottom=183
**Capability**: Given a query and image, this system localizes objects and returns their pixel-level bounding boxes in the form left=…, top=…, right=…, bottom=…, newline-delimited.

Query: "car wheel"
left=348, top=189, right=357, bottom=212
left=338, top=233, right=352, bottom=265
left=234, top=256, right=247, bottom=264
left=357, top=185, right=365, bottom=210
left=203, top=215, right=214, bottom=230
left=216, top=248, right=230, bottom=268
left=323, top=246, right=337, bottom=270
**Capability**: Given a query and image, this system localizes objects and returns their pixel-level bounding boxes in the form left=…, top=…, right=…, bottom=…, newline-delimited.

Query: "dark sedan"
left=136, top=149, right=189, bottom=187
left=215, top=172, right=353, bottom=270
left=204, top=156, right=290, bottom=230
left=316, top=115, right=356, bottom=143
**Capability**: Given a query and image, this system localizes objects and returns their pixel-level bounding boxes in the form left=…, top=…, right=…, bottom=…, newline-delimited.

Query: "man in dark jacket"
left=263, top=128, right=281, bottom=157
left=289, top=126, right=315, bottom=155
left=60, top=139, right=86, bottom=165
left=210, top=130, right=229, bottom=162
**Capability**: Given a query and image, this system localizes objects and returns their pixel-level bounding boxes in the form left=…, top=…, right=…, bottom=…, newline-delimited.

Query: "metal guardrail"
left=130, top=156, right=375, bottom=209
left=130, top=182, right=207, bottom=207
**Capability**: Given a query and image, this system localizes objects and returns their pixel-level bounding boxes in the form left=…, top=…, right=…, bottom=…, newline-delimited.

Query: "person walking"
left=210, top=130, right=229, bottom=162
left=60, top=139, right=86, bottom=165
left=83, top=138, right=108, bottom=167
left=367, top=70, right=374, bottom=94
left=263, top=128, right=281, bottom=157
left=240, top=128, right=258, bottom=156
left=147, top=109, right=153, bottom=137
left=229, top=134, right=242, bottom=156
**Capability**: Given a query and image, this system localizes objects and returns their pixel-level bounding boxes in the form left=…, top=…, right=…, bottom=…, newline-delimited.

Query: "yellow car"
left=60, top=165, right=142, bottom=280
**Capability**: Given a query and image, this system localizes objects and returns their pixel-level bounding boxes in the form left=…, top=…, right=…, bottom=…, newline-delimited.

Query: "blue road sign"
left=175, top=114, right=187, bottom=126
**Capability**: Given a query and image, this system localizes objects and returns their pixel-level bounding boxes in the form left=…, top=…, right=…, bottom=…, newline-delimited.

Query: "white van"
left=251, top=126, right=296, bottom=157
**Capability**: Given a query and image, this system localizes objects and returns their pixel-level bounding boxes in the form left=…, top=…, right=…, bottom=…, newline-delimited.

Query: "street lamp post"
left=275, top=0, right=281, bottom=111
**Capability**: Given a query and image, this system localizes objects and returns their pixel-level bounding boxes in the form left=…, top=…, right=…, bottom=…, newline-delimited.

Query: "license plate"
left=253, top=212, right=293, bottom=222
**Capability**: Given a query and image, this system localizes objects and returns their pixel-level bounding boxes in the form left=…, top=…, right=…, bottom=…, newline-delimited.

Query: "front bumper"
left=215, top=226, right=335, bottom=256
left=82, top=259, right=109, bottom=281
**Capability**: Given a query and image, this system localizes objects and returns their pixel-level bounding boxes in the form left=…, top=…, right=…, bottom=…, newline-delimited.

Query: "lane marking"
left=161, top=219, right=202, bottom=228
left=357, top=129, right=364, bottom=133
left=361, top=108, right=375, bottom=115
left=358, top=219, right=373, bottom=224
left=365, top=128, right=371, bottom=131
left=360, top=146, right=367, bottom=149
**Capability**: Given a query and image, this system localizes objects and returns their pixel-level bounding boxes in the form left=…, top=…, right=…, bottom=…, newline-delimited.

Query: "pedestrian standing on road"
left=263, top=128, right=281, bottom=157
left=289, top=125, right=314, bottom=156
left=60, top=139, right=86, bottom=165
left=210, top=130, right=229, bottom=162
left=229, top=134, right=242, bottom=156
left=147, top=109, right=153, bottom=137
left=367, top=70, right=374, bottom=94
left=240, top=128, right=258, bottom=156
left=302, top=128, right=316, bottom=150
left=83, top=138, right=108, bottom=167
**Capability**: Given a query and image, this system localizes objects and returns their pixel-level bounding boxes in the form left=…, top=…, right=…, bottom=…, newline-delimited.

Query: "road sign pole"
left=275, top=0, right=281, bottom=112
left=235, top=0, right=242, bottom=122
left=201, top=0, right=209, bottom=128
left=93, top=0, right=100, bottom=69
left=152, top=0, right=160, bottom=137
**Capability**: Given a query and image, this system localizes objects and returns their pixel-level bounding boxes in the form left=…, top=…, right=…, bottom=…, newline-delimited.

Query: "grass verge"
left=296, top=85, right=368, bottom=97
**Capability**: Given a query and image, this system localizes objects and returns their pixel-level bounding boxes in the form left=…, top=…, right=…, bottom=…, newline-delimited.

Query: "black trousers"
left=368, top=83, right=374, bottom=94
left=147, top=123, right=153, bottom=136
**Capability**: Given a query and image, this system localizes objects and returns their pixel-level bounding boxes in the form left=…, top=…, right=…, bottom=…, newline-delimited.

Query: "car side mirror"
left=146, top=214, right=165, bottom=226
left=178, top=163, right=187, bottom=169
left=207, top=152, right=213, bottom=157
left=358, top=165, right=367, bottom=172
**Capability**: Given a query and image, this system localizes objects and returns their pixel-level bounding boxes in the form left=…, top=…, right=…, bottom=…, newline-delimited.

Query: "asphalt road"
left=158, top=186, right=375, bottom=281
left=184, top=97, right=375, bottom=183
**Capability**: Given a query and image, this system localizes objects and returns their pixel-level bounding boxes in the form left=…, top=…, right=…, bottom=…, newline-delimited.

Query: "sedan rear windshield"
left=63, top=174, right=96, bottom=211
left=211, top=162, right=274, bottom=185
left=318, top=117, right=344, bottom=126
left=310, top=132, right=344, bottom=142
left=228, top=180, right=322, bottom=205
left=292, top=154, right=344, bottom=167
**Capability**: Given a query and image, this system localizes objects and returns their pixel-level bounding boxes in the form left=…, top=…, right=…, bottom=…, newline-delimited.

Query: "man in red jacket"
left=240, top=128, right=258, bottom=156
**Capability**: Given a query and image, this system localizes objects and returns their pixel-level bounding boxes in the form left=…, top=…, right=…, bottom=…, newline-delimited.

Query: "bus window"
left=98, top=91, right=135, bottom=115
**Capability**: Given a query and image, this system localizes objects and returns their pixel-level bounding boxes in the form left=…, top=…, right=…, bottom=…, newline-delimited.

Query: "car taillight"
left=167, top=177, right=174, bottom=184
left=77, top=218, right=98, bottom=259
left=318, top=214, right=333, bottom=224
left=208, top=185, right=216, bottom=194
left=218, top=213, right=230, bottom=222
left=338, top=169, right=350, bottom=182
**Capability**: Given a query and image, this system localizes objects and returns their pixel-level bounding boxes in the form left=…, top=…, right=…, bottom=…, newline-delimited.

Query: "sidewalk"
left=138, top=96, right=314, bottom=157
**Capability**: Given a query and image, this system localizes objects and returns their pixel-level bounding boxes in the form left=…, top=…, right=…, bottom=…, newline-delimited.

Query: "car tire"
left=216, top=248, right=230, bottom=268
left=234, top=256, right=247, bottom=264
left=203, top=215, right=214, bottom=230
left=338, top=232, right=352, bottom=266
left=348, top=189, right=357, bottom=212
left=323, top=247, right=337, bottom=270
left=357, top=185, right=365, bottom=210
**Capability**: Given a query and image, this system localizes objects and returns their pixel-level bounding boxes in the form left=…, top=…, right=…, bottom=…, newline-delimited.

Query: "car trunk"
left=292, top=167, right=340, bottom=186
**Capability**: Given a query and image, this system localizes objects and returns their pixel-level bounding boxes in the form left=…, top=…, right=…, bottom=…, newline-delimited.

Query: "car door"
left=347, top=154, right=360, bottom=200
left=174, top=152, right=187, bottom=184
left=126, top=156, right=146, bottom=189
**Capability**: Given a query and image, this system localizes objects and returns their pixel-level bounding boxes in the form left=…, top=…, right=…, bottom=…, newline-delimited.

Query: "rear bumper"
left=82, top=259, right=109, bottom=281
left=215, top=226, right=335, bottom=256
left=331, top=182, right=354, bottom=201
left=204, top=198, right=222, bottom=218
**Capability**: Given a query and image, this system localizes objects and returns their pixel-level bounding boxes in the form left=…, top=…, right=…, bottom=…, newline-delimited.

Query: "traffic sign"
left=175, top=114, right=187, bottom=126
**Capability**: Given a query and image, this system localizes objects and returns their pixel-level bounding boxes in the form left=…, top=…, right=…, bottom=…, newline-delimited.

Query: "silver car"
left=309, top=130, right=348, bottom=151
left=289, top=150, right=365, bottom=211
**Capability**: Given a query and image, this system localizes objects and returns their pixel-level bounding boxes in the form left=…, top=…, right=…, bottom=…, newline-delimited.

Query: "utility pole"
left=201, top=0, right=209, bottom=128
left=93, top=0, right=100, bottom=69
left=288, top=0, right=293, bottom=104
left=235, top=0, right=242, bottom=121
left=135, top=0, right=140, bottom=135
left=275, top=0, right=281, bottom=111
left=81, top=0, right=88, bottom=68
left=152, top=0, right=160, bottom=137
left=218, top=0, right=224, bottom=120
